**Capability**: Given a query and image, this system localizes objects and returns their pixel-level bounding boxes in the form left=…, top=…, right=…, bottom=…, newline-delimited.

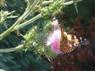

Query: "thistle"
left=46, top=18, right=62, bottom=54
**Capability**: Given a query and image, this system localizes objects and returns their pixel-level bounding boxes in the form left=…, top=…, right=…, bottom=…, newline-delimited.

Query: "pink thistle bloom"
left=46, top=19, right=62, bottom=54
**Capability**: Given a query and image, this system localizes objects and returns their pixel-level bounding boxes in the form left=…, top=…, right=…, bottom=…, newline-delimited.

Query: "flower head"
left=46, top=18, right=62, bottom=54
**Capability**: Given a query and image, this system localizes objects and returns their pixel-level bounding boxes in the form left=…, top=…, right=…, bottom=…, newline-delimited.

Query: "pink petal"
left=51, top=38, right=62, bottom=54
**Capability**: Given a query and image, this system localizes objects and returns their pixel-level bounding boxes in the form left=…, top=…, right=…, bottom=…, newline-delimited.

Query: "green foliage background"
left=0, top=0, right=51, bottom=71
left=0, top=0, right=95, bottom=71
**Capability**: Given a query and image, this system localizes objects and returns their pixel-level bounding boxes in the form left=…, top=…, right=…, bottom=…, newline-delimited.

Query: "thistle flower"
left=46, top=18, right=62, bottom=54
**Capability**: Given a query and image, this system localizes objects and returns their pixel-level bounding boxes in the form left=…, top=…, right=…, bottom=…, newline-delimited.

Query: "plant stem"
left=0, top=44, right=24, bottom=53
left=0, top=0, right=39, bottom=40
left=42, top=0, right=81, bottom=6
left=13, top=14, right=42, bottom=31
left=42, top=0, right=53, bottom=5
left=0, top=14, right=42, bottom=53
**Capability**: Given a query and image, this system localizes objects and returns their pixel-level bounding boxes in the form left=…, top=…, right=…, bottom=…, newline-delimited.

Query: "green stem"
left=42, top=0, right=53, bottom=5
left=42, top=0, right=81, bottom=6
left=0, top=14, right=42, bottom=53
left=13, top=14, right=42, bottom=31
left=0, top=44, right=24, bottom=53
left=0, top=0, right=39, bottom=40
left=22, top=0, right=40, bottom=21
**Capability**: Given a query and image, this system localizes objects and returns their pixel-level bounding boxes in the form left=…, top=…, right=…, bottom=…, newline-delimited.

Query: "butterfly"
left=46, top=17, right=89, bottom=54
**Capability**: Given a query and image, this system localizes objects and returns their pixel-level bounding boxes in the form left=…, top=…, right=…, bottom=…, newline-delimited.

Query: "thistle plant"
left=0, top=0, right=80, bottom=53
left=0, top=10, right=18, bottom=25
left=0, top=0, right=42, bottom=52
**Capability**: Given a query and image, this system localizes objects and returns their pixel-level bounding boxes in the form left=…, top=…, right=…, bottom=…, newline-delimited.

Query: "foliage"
left=0, top=0, right=95, bottom=71
left=41, top=0, right=64, bottom=16
left=0, top=51, right=50, bottom=71
left=0, top=0, right=65, bottom=70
